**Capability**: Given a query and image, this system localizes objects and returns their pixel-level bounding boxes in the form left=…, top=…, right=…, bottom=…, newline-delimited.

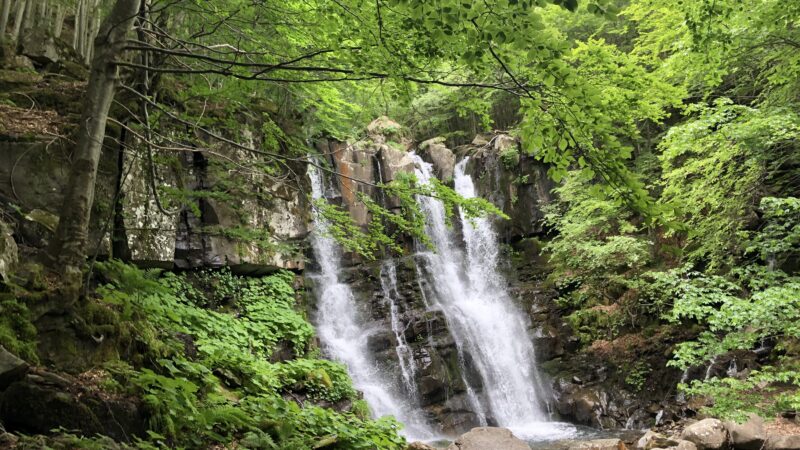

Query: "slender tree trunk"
left=0, top=0, right=11, bottom=37
left=53, top=3, right=64, bottom=38
left=72, top=0, right=80, bottom=49
left=49, top=0, right=141, bottom=288
left=11, top=0, right=26, bottom=41
left=21, top=0, right=31, bottom=33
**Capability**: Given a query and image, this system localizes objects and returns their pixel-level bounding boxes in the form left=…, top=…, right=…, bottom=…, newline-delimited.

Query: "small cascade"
left=409, top=154, right=574, bottom=439
left=307, top=165, right=435, bottom=441
left=704, top=356, right=718, bottom=380
left=726, top=358, right=738, bottom=377
left=379, top=260, right=418, bottom=398
left=676, top=368, right=690, bottom=402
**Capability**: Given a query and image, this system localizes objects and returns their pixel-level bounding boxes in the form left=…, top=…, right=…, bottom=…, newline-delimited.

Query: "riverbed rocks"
left=724, top=415, right=765, bottom=450
left=680, top=419, right=730, bottom=450
left=765, top=435, right=800, bottom=450
left=446, top=427, right=529, bottom=450
left=570, top=438, right=629, bottom=450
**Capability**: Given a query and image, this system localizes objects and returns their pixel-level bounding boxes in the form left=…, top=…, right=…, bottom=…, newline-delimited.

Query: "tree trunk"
left=0, top=0, right=11, bottom=37
left=48, top=0, right=141, bottom=288
left=11, top=0, right=26, bottom=42
left=52, top=3, right=64, bottom=38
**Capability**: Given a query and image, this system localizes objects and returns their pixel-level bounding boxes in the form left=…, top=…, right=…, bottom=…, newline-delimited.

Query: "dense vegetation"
left=534, top=0, right=800, bottom=420
left=0, top=0, right=798, bottom=446
left=4, top=264, right=405, bottom=449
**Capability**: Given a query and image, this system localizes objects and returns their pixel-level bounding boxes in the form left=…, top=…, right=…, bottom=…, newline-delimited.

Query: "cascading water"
left=410, top=154, right=574, bottom=439
left=379, top=260, right=418, bottom=398
left=307, top=165, right=436, bottom=440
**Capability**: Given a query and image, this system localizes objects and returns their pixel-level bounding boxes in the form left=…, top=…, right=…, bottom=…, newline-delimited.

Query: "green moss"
left=0, top=296, right=38, bottom=362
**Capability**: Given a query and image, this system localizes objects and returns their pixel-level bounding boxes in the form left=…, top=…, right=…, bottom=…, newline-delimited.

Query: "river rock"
left=407, top=442, right=437, bottom=450
left=681, top=419, right=730, bottom=450
left=570, top=438, right=628, bottom=450
left=638, top=431, right=680, bottom=450
left=446, top=427, right=529, bottom=450
left=0, top=345, right=28, bottom=390
left=765, top=435, right=800, bottom=450
left=723, top=414, right=765, bottom=450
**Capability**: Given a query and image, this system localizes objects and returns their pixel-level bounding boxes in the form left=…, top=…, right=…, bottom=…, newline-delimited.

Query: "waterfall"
left=307, top=165, right=435, bottom=440
left=410, top=154, right=574, bottom=439
left=380, top=260, right=418, bottom=398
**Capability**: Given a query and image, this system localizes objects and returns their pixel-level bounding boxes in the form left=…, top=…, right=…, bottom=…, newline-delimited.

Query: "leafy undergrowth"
left=25, top=261, right=405, bottom=450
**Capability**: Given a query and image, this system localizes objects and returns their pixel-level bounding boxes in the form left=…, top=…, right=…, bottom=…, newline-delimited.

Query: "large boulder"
left=0, top=345, right=28, bottom=390
left=570, top=438, right=628, bottom=450
left=419, top=137, right=456, bottom=181
left=378, top=145, right=415, bottom=184
left=724, top=414, right=765, bottom=450
left=681, top=419, right=731, bottom=450
left=446, top=427, right=529, bottom=450
left=765, top=435, right=800, bottom=450
left=19, top=29, right=65, bottom=65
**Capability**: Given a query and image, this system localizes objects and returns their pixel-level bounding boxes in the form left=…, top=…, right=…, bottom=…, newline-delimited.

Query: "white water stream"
left=308, top=165, right=436, bottom=441
left=410, top=155, right=575, bottom=439
left=308, top=155, right=575, bottom=442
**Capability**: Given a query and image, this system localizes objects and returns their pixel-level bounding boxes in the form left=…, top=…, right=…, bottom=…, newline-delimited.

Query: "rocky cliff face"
left=0, top=68, right=311, bottom=273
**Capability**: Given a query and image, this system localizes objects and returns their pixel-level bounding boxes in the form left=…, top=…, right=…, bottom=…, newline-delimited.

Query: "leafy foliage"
left=94, top=261, right=405, bottom=449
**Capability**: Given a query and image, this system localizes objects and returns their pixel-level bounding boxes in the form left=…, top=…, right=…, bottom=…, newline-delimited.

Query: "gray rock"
left=367, top=116, right=403, bottom=143
left=724, top=414, right=765, bottom=450
left=407, top=442, right=437, bottom=450
left=570, top=438, right=628, bottom=450
left=447, top=427, right=530, bottom=450
left=681, top=419, right=730, bottom=450
left=765, top=435, right=800, bottom=450
left=378, top=144, right=415, bottom=183
left=0, top=345, right=28, bottom=390
left=638, top=431, right=679, bottom=450
left=20, top=29, right=61, bottom=65
left=419, top=137, right=456, bottom=181
left=657, top=441, right=699, bottom=450
left=0, top=220, right=17, bottom=282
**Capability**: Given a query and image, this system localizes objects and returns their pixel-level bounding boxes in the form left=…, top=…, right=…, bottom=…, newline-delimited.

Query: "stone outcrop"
left=0, top=369, right=147, bottom=443
left=446, top=427, right=529, bottom=450
left=458, top=133, right=554, bottom=241
left=681, top=419, right=730, bottom=450
left=419, top=137, right=456, bottom=181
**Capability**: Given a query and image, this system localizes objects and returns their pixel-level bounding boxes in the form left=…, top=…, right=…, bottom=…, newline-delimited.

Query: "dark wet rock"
left=0, top=370, right=147, bottom=442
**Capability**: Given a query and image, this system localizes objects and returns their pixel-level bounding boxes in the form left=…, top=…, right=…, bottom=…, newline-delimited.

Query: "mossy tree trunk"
left=48, top=0, right=141, bottom=290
